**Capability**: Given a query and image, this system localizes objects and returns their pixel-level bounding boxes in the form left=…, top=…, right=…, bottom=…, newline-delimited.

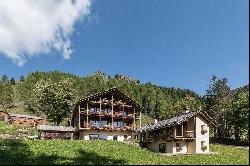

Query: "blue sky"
left=0, top=0, right=249, bottom=95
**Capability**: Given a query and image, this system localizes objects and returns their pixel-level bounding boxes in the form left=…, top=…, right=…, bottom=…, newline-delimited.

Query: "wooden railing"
left=81, top=109, right=139, bottom=119
left=185, top=131, right=195, bottom=138
left=81, top=123, right=136, bottom=131
left=144, top=130, right=195, bottom=142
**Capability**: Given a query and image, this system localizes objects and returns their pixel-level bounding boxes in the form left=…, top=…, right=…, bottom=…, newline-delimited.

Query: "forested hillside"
left=0, top=71, right=248, bottom=143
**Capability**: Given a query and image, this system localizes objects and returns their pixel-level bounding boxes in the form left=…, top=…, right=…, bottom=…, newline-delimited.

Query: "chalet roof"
left=77, top=87, right=142, bottom=110
left=37, top=125, right=75, bottom=132
left=10, top=114, right=44, bottom=120
left=137, top=110, right=217, bottom=133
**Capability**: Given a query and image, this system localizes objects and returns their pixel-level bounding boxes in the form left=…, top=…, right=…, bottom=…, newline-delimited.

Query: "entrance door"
left=159, top=143, right=166, bottom=153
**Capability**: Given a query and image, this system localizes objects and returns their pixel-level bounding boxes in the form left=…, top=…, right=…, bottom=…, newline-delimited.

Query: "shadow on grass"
left=74, top=149, right=126, bottom=165
left=0, top=140, right=126, bottom=165
left=0, top=139, right=32, bottom=165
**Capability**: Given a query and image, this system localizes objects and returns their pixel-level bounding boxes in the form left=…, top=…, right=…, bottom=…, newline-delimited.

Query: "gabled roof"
left=137, top=110, right=217, bottom=133
left=37, top=125, right=75, bottom=132
left=10, top=114, right=44, bottom=120
left=74, top=87, right=142, bottom=111
left=71, top=87, right=142, bottom=119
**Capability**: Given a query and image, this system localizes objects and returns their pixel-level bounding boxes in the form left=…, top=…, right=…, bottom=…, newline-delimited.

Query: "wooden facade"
left=38, top=125, right=75, bottom=140
left=71, top=87, right=142, bottom=141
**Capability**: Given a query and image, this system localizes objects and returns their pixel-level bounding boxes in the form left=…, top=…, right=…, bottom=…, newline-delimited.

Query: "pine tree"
left=10, top=77, right=15, bottom=85
left=20, top=75, right=25, bottom=82
left=204, top=75, right=233, bottom=139
left=1, top=74, right=8, bottom=83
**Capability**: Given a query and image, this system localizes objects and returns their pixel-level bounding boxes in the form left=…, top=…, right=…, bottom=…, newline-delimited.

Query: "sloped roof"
left=10, top=114, right=44, bottom=120
left=72, top=87, right=142, bottom=116
left=78, top=87, right=142, bottom=109
left=37, top=125, right=75, bottom=132
left=137, top=110, right=217, bottom=133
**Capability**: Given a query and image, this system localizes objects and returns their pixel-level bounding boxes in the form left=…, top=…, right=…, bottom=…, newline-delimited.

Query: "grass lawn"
left=0, top=140, right=248, bottom=165
left=0, top=121, right=37, bottom=136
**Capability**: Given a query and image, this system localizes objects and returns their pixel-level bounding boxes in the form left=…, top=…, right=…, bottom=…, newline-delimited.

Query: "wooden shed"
left=37, top=125, right=75, bottom=140
left=10, top=114, right=45, bottom=127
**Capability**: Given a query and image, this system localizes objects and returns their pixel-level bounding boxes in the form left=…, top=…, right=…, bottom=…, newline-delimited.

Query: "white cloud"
left=0, top=0, right=92, bottom=66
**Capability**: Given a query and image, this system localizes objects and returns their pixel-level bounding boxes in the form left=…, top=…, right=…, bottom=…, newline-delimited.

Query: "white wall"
left=80, top=130, right=132, bottom=142
left=148, top=141, right=174, bottom=153
left=187, top=141, right=196, bottom=153
left=172, top=140, right=188, bottom=154
left=148, top=140, right=190, bottom=154
left=195, top=115, right=210, bottom=153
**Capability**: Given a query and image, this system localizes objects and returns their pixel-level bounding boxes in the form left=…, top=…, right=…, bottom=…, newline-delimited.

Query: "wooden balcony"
left=185, top=131, right=195, bottom=138
left=79, top=123, right=136, bottom=131
left=81, top=109, right=139, bottom=119
left=143, top=130, right=195, bottom=143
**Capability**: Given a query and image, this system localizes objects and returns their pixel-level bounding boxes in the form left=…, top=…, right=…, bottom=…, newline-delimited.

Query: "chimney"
left=185, top=106, right=190, bottom=113
left=154, top=119, right=158, bottom=124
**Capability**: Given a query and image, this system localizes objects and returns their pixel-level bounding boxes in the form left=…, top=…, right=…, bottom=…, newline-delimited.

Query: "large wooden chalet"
left=71, top=87, right=142, bottom=141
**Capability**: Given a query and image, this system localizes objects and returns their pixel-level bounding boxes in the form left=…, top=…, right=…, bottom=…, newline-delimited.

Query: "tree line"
left=0, top=71, right=248, bottom=143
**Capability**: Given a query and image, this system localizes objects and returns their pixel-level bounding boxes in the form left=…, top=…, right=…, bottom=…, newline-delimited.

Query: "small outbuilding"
left=137, top=110, right=217, bottom=154
left=37, top=125, right=75, bottom=140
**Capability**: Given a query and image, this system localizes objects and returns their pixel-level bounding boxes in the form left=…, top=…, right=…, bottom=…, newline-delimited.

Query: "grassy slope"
left=0, top=121, right=37, bottom=136
left=0, top=140, right=248, bottom=165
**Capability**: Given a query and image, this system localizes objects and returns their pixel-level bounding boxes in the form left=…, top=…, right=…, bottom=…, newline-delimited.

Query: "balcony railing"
left=144, top=130, right=195, bottom=142
left=185, top=131, right=195, bottom=138
left=81, top=110, right=139, bottom=119
left=81, top=123, right=136, bottom=131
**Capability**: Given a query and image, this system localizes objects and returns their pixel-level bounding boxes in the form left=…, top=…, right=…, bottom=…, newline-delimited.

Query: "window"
left=90, top=107, right=99, bottom=113
left=90, top=108, right=95, bottom=113
left=113, top=121, right=118, bottom=127
left=89, top=134, right=108, bottom=140
left=140, top=133, right=146, bottom=141
left=104, top=108, right=109, bottom=113
left=201, top=125, right=207, bottom=135
left=113, top=135, right=118, bottom=141
left=94, top=107, right=99, bottom=113
left=113, top=121, right=127, bottom=127
left=118, top=121, right=122, bottom=127
left=90, top=120, right=100, bottom=128
left=176, top=143, right=182, bottom=152
left=159, top=143, right=166, bottom=153
left=99, top=134, right=108, bottom=140
left=201, top=141, right=207, bottom=151
left=100, top=120, right=108, bottom=128
left=176, top=125, right=182, bottom=136
left=89, top=134, right=99, bottom=140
